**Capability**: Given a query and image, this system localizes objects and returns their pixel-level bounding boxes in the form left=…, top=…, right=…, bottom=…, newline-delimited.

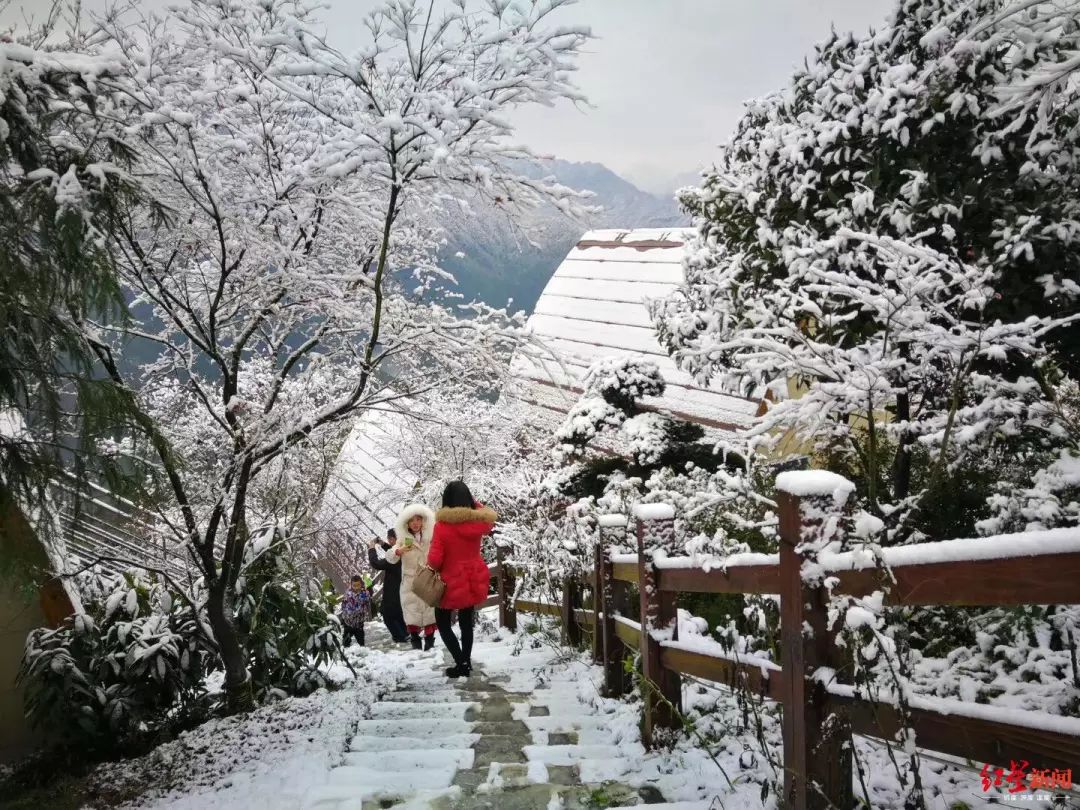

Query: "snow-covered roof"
left=49, top=476, right=184, bottom=583
left=510, top=228, right=761, bottom=436
left=316, top=405, right=419, bottom=589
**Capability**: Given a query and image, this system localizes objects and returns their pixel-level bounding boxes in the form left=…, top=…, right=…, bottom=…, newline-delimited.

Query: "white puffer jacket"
left=389, top=503, right=437, bottom=628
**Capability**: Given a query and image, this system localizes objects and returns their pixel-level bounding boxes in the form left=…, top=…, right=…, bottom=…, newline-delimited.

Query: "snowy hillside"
left=434, top=159, right=686, bottom=312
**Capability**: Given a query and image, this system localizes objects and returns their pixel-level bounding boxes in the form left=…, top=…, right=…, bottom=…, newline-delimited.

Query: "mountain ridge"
left=433, top=159, right=688, bottom=314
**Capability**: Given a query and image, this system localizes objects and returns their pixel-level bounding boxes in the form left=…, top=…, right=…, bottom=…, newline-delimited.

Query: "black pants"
left=381, top=586, right=409, bottom=641
left=343, top=624, right=365, bottom=647
left=435, top=606, right=474, bottom=666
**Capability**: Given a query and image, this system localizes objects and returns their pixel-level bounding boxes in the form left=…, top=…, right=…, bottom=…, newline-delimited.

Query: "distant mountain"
left=653, top=167, right=709, bottom=197
left=432, top=160, right=688, bottom=314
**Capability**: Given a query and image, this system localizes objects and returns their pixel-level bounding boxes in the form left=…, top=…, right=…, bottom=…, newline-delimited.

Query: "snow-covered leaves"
left=0, top=29, right=155, bottom=509
left=554, top=357, right=669, bottom=462
left=19, top=569, right=214, bottom=749
left=654, top=0, right=1080, bottom=540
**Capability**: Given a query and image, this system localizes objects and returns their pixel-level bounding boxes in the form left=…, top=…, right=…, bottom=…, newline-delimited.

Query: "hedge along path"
left=305, top=625, right=714, bottom=810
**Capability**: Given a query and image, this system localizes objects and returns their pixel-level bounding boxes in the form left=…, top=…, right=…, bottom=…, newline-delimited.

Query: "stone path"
left=304, top=626, right=715, bottom=810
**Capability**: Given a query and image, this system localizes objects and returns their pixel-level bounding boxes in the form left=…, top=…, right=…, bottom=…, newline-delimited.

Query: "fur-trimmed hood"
left=394, top=503, right=436, bottom=544
left=435, top=505, right=497, bottom=525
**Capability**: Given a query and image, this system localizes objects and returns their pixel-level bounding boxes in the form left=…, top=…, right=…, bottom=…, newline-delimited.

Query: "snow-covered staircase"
left=306, top=627, right=714, bottom=809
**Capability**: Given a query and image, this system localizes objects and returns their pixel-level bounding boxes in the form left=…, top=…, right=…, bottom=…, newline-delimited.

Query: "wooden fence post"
left=634, top=505, right=681, bottom=747
left=777, top=473, right=854, bottom=810
left=561, top=576, right=582, bottom=647
left=591, top=539, right=604, bottom=663
left=597, top=515, right=628, bottom=697
left=496, top=544, right=516, bottom=632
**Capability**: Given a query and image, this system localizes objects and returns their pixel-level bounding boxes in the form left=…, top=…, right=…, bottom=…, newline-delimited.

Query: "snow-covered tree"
left=646, top=3, right=1080, bottom=774
left=654, top=0, right=1080, bottom=543
left=80, top=0, right=589, bottom=709
left=248, top=0, right=595, bottom=295
left=503, top=357, right=764, bottom=586
left=366, top=393, right=533, bottom=504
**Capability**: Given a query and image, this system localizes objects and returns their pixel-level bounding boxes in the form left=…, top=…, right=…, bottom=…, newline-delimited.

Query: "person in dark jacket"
left=367, top=528, right=409, bottom=643
left=427, top=481, right=495, bottom=679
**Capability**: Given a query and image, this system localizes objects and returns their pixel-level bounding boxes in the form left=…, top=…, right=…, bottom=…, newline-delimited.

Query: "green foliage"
left=18, top=570, right=214, bottom=754
left=584, top=787, right=614, bottom=809
left=234, top=533, right=343, bottom=698
left=17, top=537, right=343, bottom=755
left=0, top=39, right=162, bottom=513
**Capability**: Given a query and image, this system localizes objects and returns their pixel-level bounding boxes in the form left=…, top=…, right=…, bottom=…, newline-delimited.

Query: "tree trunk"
left=892, top=387, right=912, bottom=501
left=207, top=578, right=253, bottom=713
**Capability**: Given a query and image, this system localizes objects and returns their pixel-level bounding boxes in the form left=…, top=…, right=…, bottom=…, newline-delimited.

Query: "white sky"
left=4, top=0, right=895, bottom=193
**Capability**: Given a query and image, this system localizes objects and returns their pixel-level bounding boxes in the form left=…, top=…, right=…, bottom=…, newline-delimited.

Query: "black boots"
left=444, top=661, right=472, bottom=679
left=410, top=633, right=422, bottom=650
left=424, top=634, right=435, bottom=651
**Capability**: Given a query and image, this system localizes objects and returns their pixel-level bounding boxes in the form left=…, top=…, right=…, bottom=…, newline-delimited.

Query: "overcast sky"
left=5, top=0, right=894, bottom=193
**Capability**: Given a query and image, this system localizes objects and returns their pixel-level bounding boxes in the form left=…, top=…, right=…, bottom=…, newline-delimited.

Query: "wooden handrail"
left=514, top=598, right=560, bottom=618
left=614, top=617, right=640, bottom=650
left=650, top=545, right=1080, bottom=607
left=834, top=691, right=1080, bottom=774
left=658, top=564, right=779, bottom=595
left=659, top=644, right=784, bottom=701
left=490, top=489, right=1080, bottom=810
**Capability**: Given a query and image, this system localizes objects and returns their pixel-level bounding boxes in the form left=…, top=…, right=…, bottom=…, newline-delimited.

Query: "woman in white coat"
left=389, top=503, right=438, bottom=650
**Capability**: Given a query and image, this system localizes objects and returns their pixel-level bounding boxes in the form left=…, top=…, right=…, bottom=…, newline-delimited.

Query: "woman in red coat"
left=427, top=480, right=495, bottom=678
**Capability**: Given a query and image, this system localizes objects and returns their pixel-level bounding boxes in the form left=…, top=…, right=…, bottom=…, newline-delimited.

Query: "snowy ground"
left=90, top=645, right=410, bottom=809
left=76, top=613, right=1073, bottom=809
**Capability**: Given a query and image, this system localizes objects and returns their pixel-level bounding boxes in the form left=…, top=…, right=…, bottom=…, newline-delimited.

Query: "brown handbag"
left=412, top=565, right=446, bottom=608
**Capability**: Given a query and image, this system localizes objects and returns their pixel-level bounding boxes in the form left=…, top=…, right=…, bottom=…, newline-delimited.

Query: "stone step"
left=349, top=733, right=479, bottom=752
left=382, top=690, right=477, bottom=703
left=343, top=747, right=474, bottom=770
left=438, top=783, right=556, bottom=810
left=326, top=763, right=458, bottom=791
left=522, top=744, right=624, bottom=765
left=470, top=734, right=530, bottom=767
left=307, top=785, right=461, bottom=810
left=369, top=700, right=477, bottom=720
left=439, top=781, right=650, bottom=809
left=353, top=717, right=474, bottom=737
left=576, top=757, right=637, bottom=782
left=570, top=727, right=631, bottom=746
left=469, top=719, right=535, bottom=736
left=475, top=761, right=538, bottom=790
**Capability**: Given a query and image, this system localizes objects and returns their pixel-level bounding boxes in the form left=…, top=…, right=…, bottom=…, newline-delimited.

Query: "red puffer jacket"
left=427, top=504, right=496, bottom=610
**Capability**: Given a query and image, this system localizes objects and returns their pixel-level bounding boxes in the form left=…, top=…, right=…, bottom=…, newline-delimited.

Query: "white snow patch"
left=632, top=503, right=676, bottom=521
left=775, top=470, right=856, bottom=503
left=598, top=513, right=629, bottom=528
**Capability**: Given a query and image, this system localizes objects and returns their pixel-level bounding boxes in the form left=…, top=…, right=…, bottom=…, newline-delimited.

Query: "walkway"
left=305, top=626, right=716, bottom=810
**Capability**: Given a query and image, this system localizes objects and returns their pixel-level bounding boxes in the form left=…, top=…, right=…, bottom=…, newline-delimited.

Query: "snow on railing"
left=495, top=470, right=1080, bottom=810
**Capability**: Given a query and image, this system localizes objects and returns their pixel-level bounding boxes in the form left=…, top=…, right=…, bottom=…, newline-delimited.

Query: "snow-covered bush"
left=654, top=0, right=1080, bottom=542
left=553, top=356, right=745, bottom=502
left=636, top=9, right=1080, bottom=802
left=18, top=531, right=341, bottom=752
left=234, top=528, right=342, bottom=700
left=19, top=569, right=214, bottom=752
left=0, top=18, right=157, bottom=515
left=503, top=357, right=767, bottom=595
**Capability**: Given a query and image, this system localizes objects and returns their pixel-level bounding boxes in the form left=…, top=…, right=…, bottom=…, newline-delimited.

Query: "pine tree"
left=0, top=32, right=157, bottom=533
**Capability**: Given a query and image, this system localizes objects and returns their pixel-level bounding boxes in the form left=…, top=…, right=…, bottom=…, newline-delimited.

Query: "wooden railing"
left=487, top=473, right=1080, bottom=810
